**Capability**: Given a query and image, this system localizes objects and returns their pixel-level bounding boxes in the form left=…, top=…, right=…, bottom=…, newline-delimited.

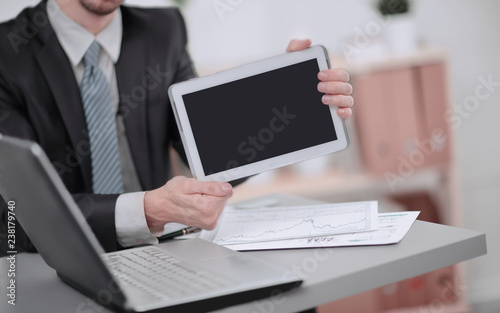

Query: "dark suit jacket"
left=0, top=1, right=195, bottom=254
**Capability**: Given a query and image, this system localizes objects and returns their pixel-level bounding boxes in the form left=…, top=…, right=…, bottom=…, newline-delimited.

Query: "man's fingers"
left=337, top=107, right=352, bottom=120
left=318, top=69, right=350, bottom=83
left=286, top=39, right=312, bottom=52
left=322, top=95, right=354, bottom=108
left=202, top=198, right=228, bottom=230
left=318, top=81, right=353, bottom=95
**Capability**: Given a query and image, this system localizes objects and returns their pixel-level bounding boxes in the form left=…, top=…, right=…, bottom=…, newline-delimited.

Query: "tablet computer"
left=168, top=45, right=349, bottom=182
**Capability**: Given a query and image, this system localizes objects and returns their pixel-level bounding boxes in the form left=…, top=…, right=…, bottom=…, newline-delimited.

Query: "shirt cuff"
left=115, top=192, right=159, bottom=247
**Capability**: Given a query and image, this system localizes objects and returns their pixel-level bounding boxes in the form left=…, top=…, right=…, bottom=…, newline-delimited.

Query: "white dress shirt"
left=47, top=0, right=159, bottom=246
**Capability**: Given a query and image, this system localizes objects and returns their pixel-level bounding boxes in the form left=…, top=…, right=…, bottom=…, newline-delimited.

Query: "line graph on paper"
left=200, top=201, right=378, bottom=245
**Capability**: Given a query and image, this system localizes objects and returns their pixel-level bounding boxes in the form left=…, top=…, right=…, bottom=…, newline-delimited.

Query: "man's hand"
left=143, top=176, right=233, bottom=233
left=287, top=39, right=354, bottom=120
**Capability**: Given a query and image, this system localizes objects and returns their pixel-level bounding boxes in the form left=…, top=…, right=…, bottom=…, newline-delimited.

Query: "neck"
left=56, top=0, right=117, bottom=35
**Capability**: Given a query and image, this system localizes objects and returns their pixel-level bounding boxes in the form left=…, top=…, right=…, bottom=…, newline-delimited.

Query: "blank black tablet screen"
left=182, top=59, right=337, bottom=176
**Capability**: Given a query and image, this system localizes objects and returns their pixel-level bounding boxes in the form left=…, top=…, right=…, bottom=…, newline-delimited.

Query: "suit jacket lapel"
left=115, top=8, right=151, bottom=190
left=34, top=3, right=92, bottom=190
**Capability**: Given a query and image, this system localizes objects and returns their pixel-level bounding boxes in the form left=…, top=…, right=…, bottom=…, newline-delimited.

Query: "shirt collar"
left=47, top=0, right=122, bottom=66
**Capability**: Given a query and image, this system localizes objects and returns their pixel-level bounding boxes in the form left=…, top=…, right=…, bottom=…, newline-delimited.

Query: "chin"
left=79, top=0, right=124, bottom=16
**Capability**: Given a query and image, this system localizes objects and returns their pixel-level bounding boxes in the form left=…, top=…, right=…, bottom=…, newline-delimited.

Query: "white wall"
left=0, top=0, right=40, bottom=21
left=181, top=0, right=377, bottom=72
left=1, top=0, right=499, bottom=306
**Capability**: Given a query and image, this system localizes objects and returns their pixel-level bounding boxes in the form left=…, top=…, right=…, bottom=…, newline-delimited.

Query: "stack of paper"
left=199, top=200, right=419, bottom=251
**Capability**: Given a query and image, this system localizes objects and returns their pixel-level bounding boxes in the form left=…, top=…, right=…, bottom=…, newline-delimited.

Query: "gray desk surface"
left=0, top=195, right=487, bottom=313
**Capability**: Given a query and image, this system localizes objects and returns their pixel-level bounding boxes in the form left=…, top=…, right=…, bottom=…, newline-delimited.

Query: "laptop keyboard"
left=102, top=247, right=232, bottom=301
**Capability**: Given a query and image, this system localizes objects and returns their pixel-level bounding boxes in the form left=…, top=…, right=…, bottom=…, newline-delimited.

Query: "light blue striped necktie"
left=80, top=41, right=123, bottom=194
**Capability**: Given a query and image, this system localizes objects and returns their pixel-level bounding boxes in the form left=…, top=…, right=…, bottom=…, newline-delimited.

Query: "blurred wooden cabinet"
left=353, top=63, right=452, bottom=175
left=354, top=67, right=421, bottom=174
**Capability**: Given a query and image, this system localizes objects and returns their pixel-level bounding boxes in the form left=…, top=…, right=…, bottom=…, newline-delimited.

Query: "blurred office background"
left=1, top=0, right=499, bottom=312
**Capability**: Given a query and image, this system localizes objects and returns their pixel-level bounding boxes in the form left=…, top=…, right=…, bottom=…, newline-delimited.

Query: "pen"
left=158, top=227, right=202, bottom=242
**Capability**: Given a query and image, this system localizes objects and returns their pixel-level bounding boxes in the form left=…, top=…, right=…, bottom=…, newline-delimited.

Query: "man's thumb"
left=286, top=39, right=312, bottom=52
left=200, top=181, right=232, bottom=196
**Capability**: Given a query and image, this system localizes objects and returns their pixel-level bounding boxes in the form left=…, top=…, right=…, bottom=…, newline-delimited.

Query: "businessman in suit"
left=0, top=0, right=354, bottom=254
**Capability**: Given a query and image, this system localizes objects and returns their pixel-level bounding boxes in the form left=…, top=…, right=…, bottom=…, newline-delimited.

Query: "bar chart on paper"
left=200, top=201, right=378, bottom=245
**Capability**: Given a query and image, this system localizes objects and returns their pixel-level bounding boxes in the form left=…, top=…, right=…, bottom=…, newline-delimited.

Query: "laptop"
left=0, top=134, right=302, bottom=312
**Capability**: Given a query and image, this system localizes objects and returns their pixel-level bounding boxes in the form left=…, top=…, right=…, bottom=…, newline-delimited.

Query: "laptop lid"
left=0, top=134, right=127, bottom=309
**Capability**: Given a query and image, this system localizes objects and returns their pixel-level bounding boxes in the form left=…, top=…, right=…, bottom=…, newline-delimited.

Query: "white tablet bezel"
left=168, top=45, right=350, bottom=182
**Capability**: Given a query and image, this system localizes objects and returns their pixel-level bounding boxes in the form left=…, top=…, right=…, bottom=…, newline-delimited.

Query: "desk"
left=0, top=200, right=486, bottom=313
left=0, top=221, right=486, bottom=313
